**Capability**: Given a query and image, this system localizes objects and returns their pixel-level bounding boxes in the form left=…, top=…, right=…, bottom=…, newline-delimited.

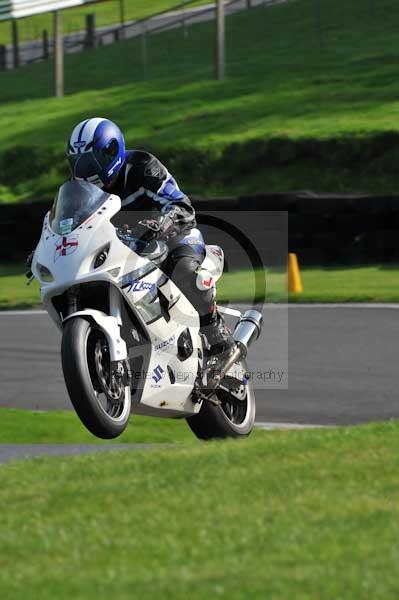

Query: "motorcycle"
left=30, top=180, right=263, bottom=440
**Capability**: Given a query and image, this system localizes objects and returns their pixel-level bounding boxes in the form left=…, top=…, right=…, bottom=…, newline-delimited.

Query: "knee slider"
left=196, top=267, right=215, bottom=291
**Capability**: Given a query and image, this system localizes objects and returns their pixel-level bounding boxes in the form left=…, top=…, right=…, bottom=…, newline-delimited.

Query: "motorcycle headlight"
left=37, top=263, right=53, bottom=283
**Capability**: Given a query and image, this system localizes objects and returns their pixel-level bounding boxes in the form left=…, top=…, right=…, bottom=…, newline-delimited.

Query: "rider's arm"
left=141, top=152, right=196, bottom=231
left=144, top=155, right=195, bottom=226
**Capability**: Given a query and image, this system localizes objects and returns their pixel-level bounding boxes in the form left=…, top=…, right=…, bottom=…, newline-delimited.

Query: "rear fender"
left=63, top=310, right=127, bottom=361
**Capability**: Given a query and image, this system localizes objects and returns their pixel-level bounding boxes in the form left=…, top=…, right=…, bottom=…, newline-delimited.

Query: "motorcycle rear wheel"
left=61, top=317, right=131, bottom=439
left=186, top=359, right=255, bottom=440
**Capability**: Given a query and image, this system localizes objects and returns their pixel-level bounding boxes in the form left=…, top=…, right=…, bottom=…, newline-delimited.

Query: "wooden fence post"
left=85, top=13, right=96, bottom=49
left=43, top=29, right=49, bottom=59
left=141, top=25, right=148, bottom=78
left=0, top=45, right=6, bottom=71
left=215, top=0, right=225, bottom=80
left=54, top=10, right=64, bottom=98
left=11, top=20, right=19, bottom=69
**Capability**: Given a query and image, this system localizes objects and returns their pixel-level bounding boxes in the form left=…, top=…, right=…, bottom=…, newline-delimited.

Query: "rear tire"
left=186, top=360, right=255, bottom=440
left=61, top=317, right=131, bottom=439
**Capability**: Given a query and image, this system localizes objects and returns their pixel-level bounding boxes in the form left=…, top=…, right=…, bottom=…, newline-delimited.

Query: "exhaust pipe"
left=233, top=309, right=263, bottom=358
left=205, top=309, right=263, bottom=393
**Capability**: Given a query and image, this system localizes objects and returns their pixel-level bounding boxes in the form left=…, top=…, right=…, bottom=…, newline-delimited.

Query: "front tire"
left=186, top=360, right=256, bottom=440
left=61, top=317, right=131, bottom=439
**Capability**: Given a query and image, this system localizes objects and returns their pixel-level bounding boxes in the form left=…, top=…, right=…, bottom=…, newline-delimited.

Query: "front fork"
left=65, top=284, right=122, bottom=321
left=67, top=288, right=78, bottom=315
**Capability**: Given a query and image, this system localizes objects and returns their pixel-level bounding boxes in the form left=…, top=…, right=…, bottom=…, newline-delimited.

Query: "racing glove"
left=138, top=213, right=176, bottom=241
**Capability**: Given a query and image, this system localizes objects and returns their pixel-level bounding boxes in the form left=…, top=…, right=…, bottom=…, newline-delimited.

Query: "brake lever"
left=138, top=218, right=162, bottom=233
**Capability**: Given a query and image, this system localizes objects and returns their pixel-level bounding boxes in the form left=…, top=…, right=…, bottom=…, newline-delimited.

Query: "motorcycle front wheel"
left=186, top=359, right=256, bottom=440
left=61, top=317, right=131, bottom=439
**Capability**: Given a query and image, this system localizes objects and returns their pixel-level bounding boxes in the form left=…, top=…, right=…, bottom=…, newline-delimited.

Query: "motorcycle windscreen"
left=49, top=180, right=109, bottom=235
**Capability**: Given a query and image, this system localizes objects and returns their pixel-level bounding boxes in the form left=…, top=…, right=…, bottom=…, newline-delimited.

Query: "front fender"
left=63, top=310, right=127, bottom=362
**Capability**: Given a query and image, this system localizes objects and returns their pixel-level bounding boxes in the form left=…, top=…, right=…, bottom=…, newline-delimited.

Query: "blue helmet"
left=67, top=118, right=126, bottom=188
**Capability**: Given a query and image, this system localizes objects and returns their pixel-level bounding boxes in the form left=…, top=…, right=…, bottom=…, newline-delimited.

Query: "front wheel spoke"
left=225, top=402, right=233, bottom=420
left=107, top=398, right=115, bottom=416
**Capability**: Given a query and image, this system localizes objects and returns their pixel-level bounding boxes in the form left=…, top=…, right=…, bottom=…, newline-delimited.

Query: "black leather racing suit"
left=111, top=150, right=216, bottom=327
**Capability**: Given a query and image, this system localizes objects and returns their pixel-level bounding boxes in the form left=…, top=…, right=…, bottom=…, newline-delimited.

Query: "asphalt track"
left=1, top=304, right=399, bottom=426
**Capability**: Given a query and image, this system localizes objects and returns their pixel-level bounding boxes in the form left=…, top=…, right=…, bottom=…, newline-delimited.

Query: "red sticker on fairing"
left=54, top=236, right=79, bottom=261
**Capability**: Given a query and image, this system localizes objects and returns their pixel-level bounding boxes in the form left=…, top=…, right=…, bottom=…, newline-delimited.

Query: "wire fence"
left=0, top=0, right=274, bottom=70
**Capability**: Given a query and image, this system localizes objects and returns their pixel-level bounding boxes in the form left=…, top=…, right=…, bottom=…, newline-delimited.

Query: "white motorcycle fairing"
left=32, top=189, right=205, bottom=418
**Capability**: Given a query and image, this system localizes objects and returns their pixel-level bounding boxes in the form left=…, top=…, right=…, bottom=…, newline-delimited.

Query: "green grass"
left=2, top=0, right=399, bottom=201
left=1, top=420, right=399, bottom=598
left=0, top=263, right=41, bottom=309
left=0, top=408, right=197, bottom=443
left=0, top=0, right=206, bottom=46
left=221, top=264, right=399, bottom=303
left=290, top=265, right=399, bottom=303
left=4, top=263, right=399, bottom=310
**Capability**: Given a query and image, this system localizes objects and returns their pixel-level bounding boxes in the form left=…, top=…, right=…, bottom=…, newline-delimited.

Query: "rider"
left=66, top=117, right=235, bottom=363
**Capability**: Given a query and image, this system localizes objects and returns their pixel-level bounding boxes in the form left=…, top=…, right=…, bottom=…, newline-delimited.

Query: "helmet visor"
left=93, top=138, right=120, bottom=170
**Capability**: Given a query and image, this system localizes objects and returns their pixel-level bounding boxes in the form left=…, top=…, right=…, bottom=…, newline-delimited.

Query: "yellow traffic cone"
left=287, top=253, right=303, bottom=293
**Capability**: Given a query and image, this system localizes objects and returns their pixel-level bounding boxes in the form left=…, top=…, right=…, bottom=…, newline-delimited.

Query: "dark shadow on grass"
left=0, top=263, right=26, bottom=277
left=376, top=263, right=399, bottom=270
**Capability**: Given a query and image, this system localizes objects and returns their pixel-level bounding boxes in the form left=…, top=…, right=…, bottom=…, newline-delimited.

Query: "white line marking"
left=274, top=303, right=399, bottom=309
left=0, top=310, right=47, bottom=316
left=255, top=421, right=330, bottom=430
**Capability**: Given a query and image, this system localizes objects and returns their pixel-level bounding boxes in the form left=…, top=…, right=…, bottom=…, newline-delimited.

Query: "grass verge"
left=1, top=421, right=399, bottom=598
left=288, top=264, right=399, bottom=303
left=4, top=263, right=399, bottom=309
left=0, top=408, right=198, bottom=444
left=0, top=263, right=41, bottom=310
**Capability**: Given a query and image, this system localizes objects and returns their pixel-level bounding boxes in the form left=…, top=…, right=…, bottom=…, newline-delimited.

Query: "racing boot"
left=201, top=311, right=237, bottom=387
